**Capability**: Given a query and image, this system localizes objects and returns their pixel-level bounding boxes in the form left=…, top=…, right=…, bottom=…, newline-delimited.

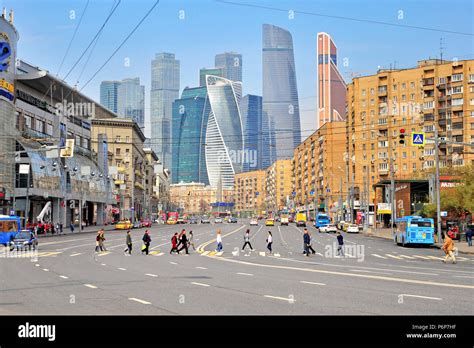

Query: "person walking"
left=266, top=231, right=273, bottom=254
left=170, top=233, right=179, bottom=254
left=442, top=230, right=456, bottom=264
left=177, top=229, right=185, bottom=249
left=336, top=231, right=345, bottom=257
left=303, top=229, right=311, bottom=256
left=178, top=230, right=189, bottom=254
left=216, top=229, right=223, bottom=252
left=69, top=222, right=74, bottom=233
left=142, top=230, right=151, bottom=255
left=95, top=231, right=102, bottom=252
left=59, top=223, right=63, bottom=235
left=241, top=229, right=254, bottom=252
left=466, top=226, right=473, bottom=247
left=305, top=229, right=316, bottom=254
left=123, top=230, right=132, bottom=255
left=188, top=231, right=196, bottom=251
left=99, top=229, right=107, bottom=251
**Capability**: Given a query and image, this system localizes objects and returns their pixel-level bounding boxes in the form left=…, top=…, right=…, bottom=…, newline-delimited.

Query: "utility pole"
left=390, top=138, right=396, bottom=235
left=434, top=126, right=442, bottom=244
left=339, top=177, right=343, bottom=223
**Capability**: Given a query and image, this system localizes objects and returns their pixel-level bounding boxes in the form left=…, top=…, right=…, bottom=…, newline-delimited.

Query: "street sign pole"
left=434, top=126, right=442, bottom=244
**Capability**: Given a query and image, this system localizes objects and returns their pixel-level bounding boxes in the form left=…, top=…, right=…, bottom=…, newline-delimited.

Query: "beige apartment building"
left=91, top=118, right=147, bottom=221
left=170, top=182, right=234, bottom=214
left=234, top=170, right=266, bottom=216
left=346, top=59, right=474, bottom=206
left=265, top=159, right=293, bottom=212
left=293, top=121, right=347, bottom=217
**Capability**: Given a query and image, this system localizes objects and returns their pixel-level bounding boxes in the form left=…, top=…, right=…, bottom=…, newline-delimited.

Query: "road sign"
left=255, top=192, right=259, bottom=196
left=310, top=190, right=314, bottom=196
left=440, top=211, right=448, bottom=217
left=411, top=132, right=425, bottom=147
left=292, top=191, right=296, bottom=196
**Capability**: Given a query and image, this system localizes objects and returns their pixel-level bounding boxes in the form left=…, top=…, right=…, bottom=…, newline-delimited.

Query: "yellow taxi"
left=167, top=218, right=177, bottom=225
left=265, top=218, right=275, bottom=226
left=115, top=220, right=132, bottom=230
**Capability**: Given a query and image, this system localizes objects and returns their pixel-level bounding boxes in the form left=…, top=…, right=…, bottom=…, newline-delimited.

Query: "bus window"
left=410, top=220, right=432, bottom=227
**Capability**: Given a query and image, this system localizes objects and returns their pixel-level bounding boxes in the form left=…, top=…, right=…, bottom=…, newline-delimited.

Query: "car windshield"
left=15, top=232, right=30, bottom=239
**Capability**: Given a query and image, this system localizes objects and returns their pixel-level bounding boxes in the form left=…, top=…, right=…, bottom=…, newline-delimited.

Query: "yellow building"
left=234, top=170, right=266, bottom=216
left=293, top=121, right=347, bottom=219
left=265, top=159, right=292, bottom=212
left=91, top=118, right=147, bottom=221
left=170, top=182, right=234, bottom=214
left=346, top=59, right=474, bottom=208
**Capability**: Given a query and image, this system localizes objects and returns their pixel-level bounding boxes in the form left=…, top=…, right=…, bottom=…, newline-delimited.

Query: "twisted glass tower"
left=205, top=75, right=244, bottom=189
left=262, top=24, right=301, bottom=166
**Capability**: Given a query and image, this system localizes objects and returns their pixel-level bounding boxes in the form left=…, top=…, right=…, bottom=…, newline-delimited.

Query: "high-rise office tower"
left=215, top=52, right=242, bottom=82
left=171, top=87, right=210, bottom=185
left=317, top=32, right=346, bottom=128
left=205, top=75, right=244, bottom=189
left=117, top=77, right=145, bottom=130
left=150, top=53, right=180, bottom=168
left=100, top=80, right=120, bottom=113
left=199, top=67, right=224, bottom=87
left=240, top=94, right=263, bottom=171
left=262, top=24, right=301, bottom=166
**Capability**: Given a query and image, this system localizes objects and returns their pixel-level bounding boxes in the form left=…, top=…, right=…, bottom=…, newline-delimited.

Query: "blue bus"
left=0, top=215, right=21, bottom=246
left=394, top=216, right=435, bottom=246
left=314, top=213, right=331, bottom=229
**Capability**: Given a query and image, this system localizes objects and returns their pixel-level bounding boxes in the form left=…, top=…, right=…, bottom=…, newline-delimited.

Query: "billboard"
left=0, top=17, right=18, bottom=103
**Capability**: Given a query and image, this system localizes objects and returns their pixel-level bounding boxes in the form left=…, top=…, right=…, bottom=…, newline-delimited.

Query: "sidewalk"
left=36, top=224, right=117, bottom=238
left=362, top=227, right=474, bottom=255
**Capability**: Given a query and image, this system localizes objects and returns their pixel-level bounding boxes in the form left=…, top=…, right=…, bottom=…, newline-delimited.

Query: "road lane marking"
left=453, top=275, right=474, bottom=279
left=412, top=255, right=430, bottom=260
left=70, top=253, right=82, bottom=257
left=236, top=272, right=254, bottom=276
left=59, top=275, right=69, bottom=279
left=259, top=252, right=266, bottom=256
left=196, top=266, right=208, bottom=270
left=264, top=295, right=294, bottom=302
left=170, top=262, right=178, bottom=265
left=386, top=254, right=403, bottom=260
left=191, top=282, right=210, bottom=287
left=208, top=251, right=217, bottom=256
left=101, top=263, right=106, bottom=266
left=399, top=255, right=416, bottom=259
left=201, top=251, right=210, bottom=256
left=118, top=267, right=127, bottom=271
left=145, top=273, right=158, bottom=277
left=42, top=268, right=49, bottom=272
left=35, top=264, right=40, bottom=267
left=215, top=252, right=224, bottom=256
left=351, top=269, right=393, bottom=275
left=40, top=237, right=92, bottom=246
left=128, top=297, right=151, bottom=305
left=84, top=284, right=97, bottom=289
left=399, top=294, right=442, bottom=301
left=427, top=256, right=444, bottom=260
left=300, top=281, right=326, bottom=286
left=372, top=254, right=388, bottom=259
left=97, top=251, right=111, bottom=257
left=196, top=225, right=246, bottom=252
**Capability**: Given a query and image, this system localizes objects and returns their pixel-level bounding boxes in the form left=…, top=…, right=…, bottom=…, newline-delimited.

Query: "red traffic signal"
left=400, top=128, right=406, bottom=134
left=399, top=128, right=406, bottom=144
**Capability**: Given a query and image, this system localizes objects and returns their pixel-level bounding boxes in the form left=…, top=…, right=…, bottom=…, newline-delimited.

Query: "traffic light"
left=399, top=128, right=406, bottom=145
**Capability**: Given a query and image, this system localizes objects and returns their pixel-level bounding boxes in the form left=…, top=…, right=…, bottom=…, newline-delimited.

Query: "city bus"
left=314, top=213, right=331, bottom=229
left=394, top=216, right=435, bottom=246
left=0, top=215, right=21, bottom=246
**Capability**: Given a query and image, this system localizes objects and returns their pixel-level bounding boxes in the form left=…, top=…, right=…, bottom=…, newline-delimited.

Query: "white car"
left=214, top=217, right=223, bottom=223
left=347, top=224, right=359, bottom=233
left=319, top=224, right=337, bottom=233
left=250, top=219, right=258, bottom=226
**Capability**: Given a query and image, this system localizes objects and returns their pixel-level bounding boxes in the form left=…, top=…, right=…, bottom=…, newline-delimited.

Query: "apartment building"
left=234, top=170, right=266, bottom=216
left=265, top=159, right=292, bottom=212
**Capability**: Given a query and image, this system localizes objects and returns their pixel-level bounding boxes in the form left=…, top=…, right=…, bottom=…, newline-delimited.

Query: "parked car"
left=319, top=224, right=338, bottom=233
left=10, top=230, right=38, bottom=251
left=141, top=219, right=152, bottom=228
left=167, top=218, right=177, bottom=225
left=189, top=217, right=198, bottom=224
left=201, top=216, right=211, bottom=224
left=347, top=224, right=359, bottom=233
left=214, top=217, right=223, bottom=223
left=177, top=217, right=185, bottom=224
left=228, top=217, right=238, bottom=223
left=250, top=218, right=258, bottom=226
left=132, top=221, right=142, bottom=229
left=115, top=220, right=133, bottom=230
left=265, top=218, right=275, bottom=226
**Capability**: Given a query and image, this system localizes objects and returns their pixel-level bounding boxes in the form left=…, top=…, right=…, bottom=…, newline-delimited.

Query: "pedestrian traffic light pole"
left=434, top=127, right=442, bottom=245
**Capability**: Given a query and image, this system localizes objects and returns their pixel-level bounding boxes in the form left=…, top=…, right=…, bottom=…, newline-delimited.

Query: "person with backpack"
left=170, top=232, right=179, bottom=254
left=142, top=230, right=151, bottom=255
left=266, top=231, right=273, bottom=254
left=241, top=229, right=254, bottom=252
left=123, top=230, right=132, bottom=255
left=336, top=231, right=344, bottom=257
left=178, top=230, right=189, bottom=255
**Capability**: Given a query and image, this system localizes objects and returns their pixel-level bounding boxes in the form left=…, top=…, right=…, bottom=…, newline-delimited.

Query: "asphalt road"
left=1, top=220, right=473, bottom=315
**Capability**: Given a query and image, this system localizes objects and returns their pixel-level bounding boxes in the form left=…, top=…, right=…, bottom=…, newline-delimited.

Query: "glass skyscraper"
left=199, top=67, right=224, bottom=87
left=100, top=81, right=120, bottom=113
left=262, top=24, right=301, bottom=166
left=117, top=77, right=145, bottom=130
left=240, top=94, right=263, bottom=171
left=215, top=52, right=242, bottom=82
left=205, top=75, right=244, bottom=189
left=150, top=53, right=180, bottom=168
left=171, top=87, right=210, bottom=185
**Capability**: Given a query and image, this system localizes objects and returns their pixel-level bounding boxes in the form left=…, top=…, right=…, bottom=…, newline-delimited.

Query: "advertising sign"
left=377, top=203, right=392, bottom=214
left=0, top=17, right=17, bottom=103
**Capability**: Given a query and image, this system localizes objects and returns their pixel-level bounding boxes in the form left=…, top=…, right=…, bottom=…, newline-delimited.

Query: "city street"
left=1, top=220, right=472, bottom=315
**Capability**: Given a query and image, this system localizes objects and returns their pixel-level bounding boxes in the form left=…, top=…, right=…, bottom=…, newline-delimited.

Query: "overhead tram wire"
left=79, top=0, right=161, bottom=91
left=56, top=0, right=90, bottom=77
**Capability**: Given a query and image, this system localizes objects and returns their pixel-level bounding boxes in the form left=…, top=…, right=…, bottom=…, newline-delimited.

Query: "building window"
left=413, top=163, right=417, bottom=171
left=403, top=163, right=407, bottom=171
left=452, top=98, right=464, bottom=106
left=370, top=88, right=374, bottom=95
left=393, top=84, right=397, bottom=91
left=402, top=83, right=406, bottom=89
left=451, top=86, right=463, bottom=94
left=451, top=73, right=463, bottom=82
left=126, top=136, right=130, bottom=143
left=402, top=95, right=406, bottom=102
left=361, top=89, right=366, bottom=96
left=35, top=119, right=44, bottom=133
left=410, top=93, right=415, bottom=101
left=379, top=163, right=388, bottom=171
left=46, top=123, right=53, bottom=135
left=116, top=136, right=121, bottom=142
left=402, top=152, right=407, bottom=159
left=412, top=151, right=416, bottom=158
left=410, top=82, right=415, bottom=89
left=116, top=148, right=121, bottom=156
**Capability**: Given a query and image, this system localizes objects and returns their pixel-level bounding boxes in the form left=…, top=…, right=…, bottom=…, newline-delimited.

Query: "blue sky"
left=5, top=0, right=473, bottom=139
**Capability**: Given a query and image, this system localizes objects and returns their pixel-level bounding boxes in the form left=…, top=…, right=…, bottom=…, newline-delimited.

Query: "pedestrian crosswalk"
left=370, top=253, right=471, bottom=262
left=0, top=250, right=62, bottom=258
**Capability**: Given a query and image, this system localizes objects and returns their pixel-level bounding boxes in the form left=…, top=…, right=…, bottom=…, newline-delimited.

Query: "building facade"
left=100, top=80, right=120, bottom=114
left=117, top=77, right=145, bottom=130
left=346, top=59, right=474, bottom=217
left=215, top=52, right=242, bottom=82
left=262, top=24, right=301, bottom=166
left=293, top=121, right=348, bottom=220
left=150, top=53, right=180, bottom=168
left=317, top=32, right=346, bottom=128
left=199, top=67, right=223, bottom=87
left=265, top=159, right=292, bottom=212
left=171, top=86, right=210, bottom=185
left=234, top=169, right=266, bottom=216
left=240, top=94, right=263, bottom=171
left=205, top=75, right=244, bottom=189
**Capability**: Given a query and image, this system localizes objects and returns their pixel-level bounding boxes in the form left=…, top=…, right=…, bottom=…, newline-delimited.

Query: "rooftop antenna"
left=9, top=9, right=13, bottom=24
left=439, top=38, right=444, bottom=63
left=2, top=8, right=6, bottom=18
